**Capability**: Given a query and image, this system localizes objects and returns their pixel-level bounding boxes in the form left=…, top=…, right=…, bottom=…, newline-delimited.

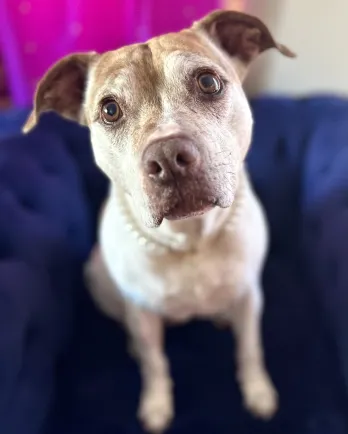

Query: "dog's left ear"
left=193, top=10, right=295, bottom=79
left=22, top=52, right=98, bottom=133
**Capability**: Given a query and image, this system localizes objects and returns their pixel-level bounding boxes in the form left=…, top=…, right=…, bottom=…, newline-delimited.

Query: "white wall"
left=243, top=0, right=348, bottom=96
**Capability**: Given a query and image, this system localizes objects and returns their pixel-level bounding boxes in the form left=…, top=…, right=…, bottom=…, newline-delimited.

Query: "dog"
left=23, top=10, right=295, bottom=433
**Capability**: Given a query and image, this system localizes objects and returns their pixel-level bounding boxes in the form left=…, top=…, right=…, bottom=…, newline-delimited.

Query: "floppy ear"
left=22, top=52, right=97, bottom=133
left=193, top=10, right=295, bottom=80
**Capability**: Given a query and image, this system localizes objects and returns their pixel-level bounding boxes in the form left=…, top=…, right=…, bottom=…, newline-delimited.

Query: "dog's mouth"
left=143, top=177, right=237, bottom=227
left=143, top=197, right=218, bottom=227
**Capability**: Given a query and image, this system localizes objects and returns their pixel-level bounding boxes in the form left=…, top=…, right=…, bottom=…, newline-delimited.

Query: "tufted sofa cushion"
left=300, top=98, right=348, bottom=401
left=247, top=97, right=348, bottom=257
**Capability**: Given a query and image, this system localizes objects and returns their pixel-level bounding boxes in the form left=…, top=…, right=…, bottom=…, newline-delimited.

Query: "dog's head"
left=23, top=10, right=294, bottom=227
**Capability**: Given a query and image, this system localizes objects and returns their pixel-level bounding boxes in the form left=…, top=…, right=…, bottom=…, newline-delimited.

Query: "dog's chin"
left=164, top=202, right=215, bottom=221
left=154, top=197, right=229, bottom=226
left=142, top=192, right=236, bottom=228
left=142, top=201, right=215, bottom=228
left=215, top=195, right=235, bottom=209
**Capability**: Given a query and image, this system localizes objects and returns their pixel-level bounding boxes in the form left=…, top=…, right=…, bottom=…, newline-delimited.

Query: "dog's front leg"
left=125, top=305, right=173, bottom=433
left=230, top=282, right=278, bottom=419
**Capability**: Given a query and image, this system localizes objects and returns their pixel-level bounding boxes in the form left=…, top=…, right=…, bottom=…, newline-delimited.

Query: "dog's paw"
left=242, top=374, right=278, bottom=420
left=139, top=385, right=174, bottom=433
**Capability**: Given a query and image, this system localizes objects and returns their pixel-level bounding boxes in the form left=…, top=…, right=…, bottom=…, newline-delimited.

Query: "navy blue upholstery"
left=0, top=97, right=347, bottom=434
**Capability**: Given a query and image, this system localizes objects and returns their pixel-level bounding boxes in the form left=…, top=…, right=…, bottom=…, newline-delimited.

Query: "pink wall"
left=0, top=0, right=222, bottom=107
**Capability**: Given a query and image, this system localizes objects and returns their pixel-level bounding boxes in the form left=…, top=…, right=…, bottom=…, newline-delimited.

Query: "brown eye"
left=101, top=99, right=122, bottom=123
left=197, top=73, right=221, bottom=94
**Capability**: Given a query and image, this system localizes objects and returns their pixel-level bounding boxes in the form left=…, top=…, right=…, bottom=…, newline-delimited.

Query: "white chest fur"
left=88, top=171, right=269, bottom=323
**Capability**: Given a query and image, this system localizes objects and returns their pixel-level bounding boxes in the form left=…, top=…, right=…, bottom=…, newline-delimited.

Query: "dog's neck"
left=115, top=168, right=246, bottom=253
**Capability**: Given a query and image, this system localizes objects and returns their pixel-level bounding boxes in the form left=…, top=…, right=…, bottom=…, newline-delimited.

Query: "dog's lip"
left=215, top=195, right=234, bottom=208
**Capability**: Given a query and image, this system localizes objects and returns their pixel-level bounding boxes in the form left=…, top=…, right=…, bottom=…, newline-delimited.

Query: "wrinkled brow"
left=163, top=52, right=228, bottom=79
left=86, top=62, right=158, bottom=121
left=92, top=68, right=136, bottom=103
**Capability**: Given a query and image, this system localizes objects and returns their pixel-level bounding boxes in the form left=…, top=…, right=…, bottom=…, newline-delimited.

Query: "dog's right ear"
left=193, top=10, right=295, bottom=80
left=22, top=52, right=98, bottom=133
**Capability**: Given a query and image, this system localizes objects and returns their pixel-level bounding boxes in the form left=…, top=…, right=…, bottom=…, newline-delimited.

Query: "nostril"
left=147, top=160, right=162, bottom=176
left=176, top=153, right=188, bottom=167
left=175, top=151, right=196, bottom=168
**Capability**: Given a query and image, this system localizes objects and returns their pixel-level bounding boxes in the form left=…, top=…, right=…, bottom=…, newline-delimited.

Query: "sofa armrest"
left=301, top=110, right=348, bottom=403
left=0, top=125, right=93, bottom=434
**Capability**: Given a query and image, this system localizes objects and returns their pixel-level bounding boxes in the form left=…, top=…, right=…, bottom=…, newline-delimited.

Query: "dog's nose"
left=142, top=138, right=201, bottom=183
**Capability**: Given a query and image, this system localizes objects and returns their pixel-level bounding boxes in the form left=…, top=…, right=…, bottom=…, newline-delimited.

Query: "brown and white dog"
left=23, top=10, right=295, bottom=433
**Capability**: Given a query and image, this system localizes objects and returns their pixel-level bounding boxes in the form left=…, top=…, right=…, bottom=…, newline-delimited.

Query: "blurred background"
left=0, top=0, right=345, bottom=110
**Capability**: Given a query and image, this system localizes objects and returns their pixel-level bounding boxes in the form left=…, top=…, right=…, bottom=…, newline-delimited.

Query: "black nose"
left=142, top=138, right=201, bottom=183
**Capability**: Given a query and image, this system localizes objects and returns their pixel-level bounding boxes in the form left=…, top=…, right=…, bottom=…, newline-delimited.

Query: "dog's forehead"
left=148, top=30, right=215, bottom=58
left=92, top=30, right=220, bottom=87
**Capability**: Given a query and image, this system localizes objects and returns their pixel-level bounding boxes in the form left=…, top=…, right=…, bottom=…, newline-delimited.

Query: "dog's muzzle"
left=139, top=136, right=234, bottom=222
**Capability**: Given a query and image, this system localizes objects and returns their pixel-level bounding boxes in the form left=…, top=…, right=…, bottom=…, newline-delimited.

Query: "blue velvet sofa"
left=0, top=96, right=347, bottom=434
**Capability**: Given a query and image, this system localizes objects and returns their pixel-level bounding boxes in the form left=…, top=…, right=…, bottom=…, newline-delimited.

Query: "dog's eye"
left=101, top=99, right=122, bottom=123
left=197, top=73, right=221, bottom=94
